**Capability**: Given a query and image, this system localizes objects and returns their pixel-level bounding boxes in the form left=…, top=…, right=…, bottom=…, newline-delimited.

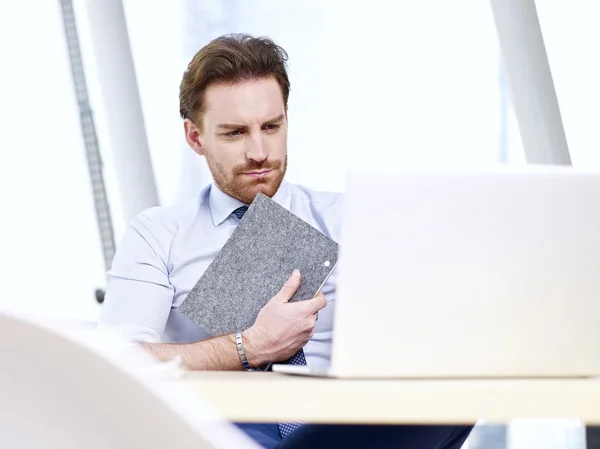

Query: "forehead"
left=203, top=77, right=285, bottom=126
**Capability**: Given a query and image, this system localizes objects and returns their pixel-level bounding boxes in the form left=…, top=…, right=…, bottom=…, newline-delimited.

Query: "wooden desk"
left=180, top=371, right=600, bottom=425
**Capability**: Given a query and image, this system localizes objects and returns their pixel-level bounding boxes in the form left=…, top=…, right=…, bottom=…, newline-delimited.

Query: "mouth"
left=243, top=169, right=273, bottom=178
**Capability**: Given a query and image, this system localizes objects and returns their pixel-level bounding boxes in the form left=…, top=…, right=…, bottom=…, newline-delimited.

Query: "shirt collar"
left=208, top=180, right=292, bottom=226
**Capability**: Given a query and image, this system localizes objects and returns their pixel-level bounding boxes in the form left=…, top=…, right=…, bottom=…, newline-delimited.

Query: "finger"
left=312, top=293, right=328, bottom=313
left=272, top=269, right=301, bottom=303
left=297, top=292, right=327, bottom=315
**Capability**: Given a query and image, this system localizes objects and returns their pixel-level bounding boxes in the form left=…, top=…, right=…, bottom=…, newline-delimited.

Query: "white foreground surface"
left=0, top=312, right=258, bottom=449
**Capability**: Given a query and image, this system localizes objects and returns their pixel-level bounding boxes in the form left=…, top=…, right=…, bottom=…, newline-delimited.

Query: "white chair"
left=0, top=312, right=258, bottom=449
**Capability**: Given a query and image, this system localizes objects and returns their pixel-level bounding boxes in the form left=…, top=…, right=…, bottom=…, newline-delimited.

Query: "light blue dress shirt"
left=98, top=181, right=342, bottom=371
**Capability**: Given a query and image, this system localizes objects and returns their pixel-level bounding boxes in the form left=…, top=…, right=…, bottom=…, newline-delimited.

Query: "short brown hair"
left=179, top=33, right=290, bottom=124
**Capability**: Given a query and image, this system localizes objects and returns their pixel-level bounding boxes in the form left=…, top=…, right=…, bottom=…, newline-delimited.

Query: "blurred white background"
left=0, top=0, right=598, bottom=322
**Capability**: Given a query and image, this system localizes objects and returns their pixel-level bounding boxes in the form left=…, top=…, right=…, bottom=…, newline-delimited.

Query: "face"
left=184, top=77, right=288, bottom=205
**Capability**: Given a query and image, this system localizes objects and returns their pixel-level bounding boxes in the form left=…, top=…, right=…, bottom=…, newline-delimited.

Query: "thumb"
left=272, top=269, right=301, bottom=303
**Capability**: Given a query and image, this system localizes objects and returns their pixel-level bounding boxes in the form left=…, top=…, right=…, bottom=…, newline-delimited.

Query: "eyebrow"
left=216, top=113, right=285, bottom=131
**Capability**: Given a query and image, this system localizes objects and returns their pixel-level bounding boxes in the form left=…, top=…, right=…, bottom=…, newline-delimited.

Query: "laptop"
left=274, top=166, right=600, bottom=378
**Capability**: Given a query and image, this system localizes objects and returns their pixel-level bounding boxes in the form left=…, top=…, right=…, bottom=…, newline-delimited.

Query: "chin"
left=241, top=174, right=283, bottom=203
left=254, top=182, right=277, bottom=197
left=242, top=181, right=276, bottom=203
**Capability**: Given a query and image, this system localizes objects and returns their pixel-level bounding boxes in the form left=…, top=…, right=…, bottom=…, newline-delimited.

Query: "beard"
left=205, top=154, right=287, bottom=205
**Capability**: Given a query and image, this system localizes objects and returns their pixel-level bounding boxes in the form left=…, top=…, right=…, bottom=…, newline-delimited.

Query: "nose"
left=245, top=134, right=268, bottom=162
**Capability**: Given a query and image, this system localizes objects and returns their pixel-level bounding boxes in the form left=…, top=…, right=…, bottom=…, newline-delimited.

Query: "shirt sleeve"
left=97, top=211, right=174, bottom=343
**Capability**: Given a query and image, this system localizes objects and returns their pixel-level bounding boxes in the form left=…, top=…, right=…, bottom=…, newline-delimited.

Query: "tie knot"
left=232, top=206, right=249, bottom=220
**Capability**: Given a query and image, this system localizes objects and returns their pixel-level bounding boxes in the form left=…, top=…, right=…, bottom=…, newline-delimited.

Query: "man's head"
left=180, top=34, right=291, bottom=204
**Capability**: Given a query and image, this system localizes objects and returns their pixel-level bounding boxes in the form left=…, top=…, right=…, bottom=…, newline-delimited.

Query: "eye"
left=264, top=124, right=281, bottom=133
left=225, top=129, right=244, bottom=138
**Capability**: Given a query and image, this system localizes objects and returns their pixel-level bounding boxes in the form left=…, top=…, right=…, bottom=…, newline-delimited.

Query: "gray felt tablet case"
left=179, top=192, right=339, bottom=336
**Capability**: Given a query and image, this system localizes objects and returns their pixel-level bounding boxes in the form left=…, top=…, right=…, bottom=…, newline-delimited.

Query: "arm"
left=138, top=271, right=327, bottom=370
left=99, top=211, right=268, bottom=370
left=100, top=213, right=326, bottom=370
left=98, top=212, right=174, bottom=342
left=139, top=328, right=267, bottom=371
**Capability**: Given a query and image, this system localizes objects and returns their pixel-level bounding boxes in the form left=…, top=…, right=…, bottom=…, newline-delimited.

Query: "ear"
left=184, top=118, right=205, bottom=156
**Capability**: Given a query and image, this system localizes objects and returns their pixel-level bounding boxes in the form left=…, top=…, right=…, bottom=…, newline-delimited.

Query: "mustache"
left=234, top=160, right=282, bottom=174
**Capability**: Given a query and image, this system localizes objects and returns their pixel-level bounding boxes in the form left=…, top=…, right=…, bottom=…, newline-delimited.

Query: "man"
left=99, top=33, right=472, bottom=449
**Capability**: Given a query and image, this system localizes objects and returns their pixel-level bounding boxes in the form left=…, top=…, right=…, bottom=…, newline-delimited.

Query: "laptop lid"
left=331, top=166, right=600, bottom=378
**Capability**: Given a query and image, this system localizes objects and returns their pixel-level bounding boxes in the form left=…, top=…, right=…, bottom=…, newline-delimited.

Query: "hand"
left=243, top=270, right=327, bottom=366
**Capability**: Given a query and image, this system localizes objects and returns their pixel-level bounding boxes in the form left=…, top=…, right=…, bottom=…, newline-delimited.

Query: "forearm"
left=139, top=328, right=269, bottom=371
left=140, top=334, right=243, bottom=371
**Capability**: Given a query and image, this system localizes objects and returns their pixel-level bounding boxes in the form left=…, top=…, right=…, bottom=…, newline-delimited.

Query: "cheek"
left=269, top=132, right=287, bottom=155
left=209, top=144, right=244, bottom=171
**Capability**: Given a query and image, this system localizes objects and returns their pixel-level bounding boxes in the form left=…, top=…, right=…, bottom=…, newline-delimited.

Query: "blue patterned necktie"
left=232, top=206, right=248, bottom=220
left=232, top=205, right=306, bottom=438
left=278, top=350, right=307, bottom=437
